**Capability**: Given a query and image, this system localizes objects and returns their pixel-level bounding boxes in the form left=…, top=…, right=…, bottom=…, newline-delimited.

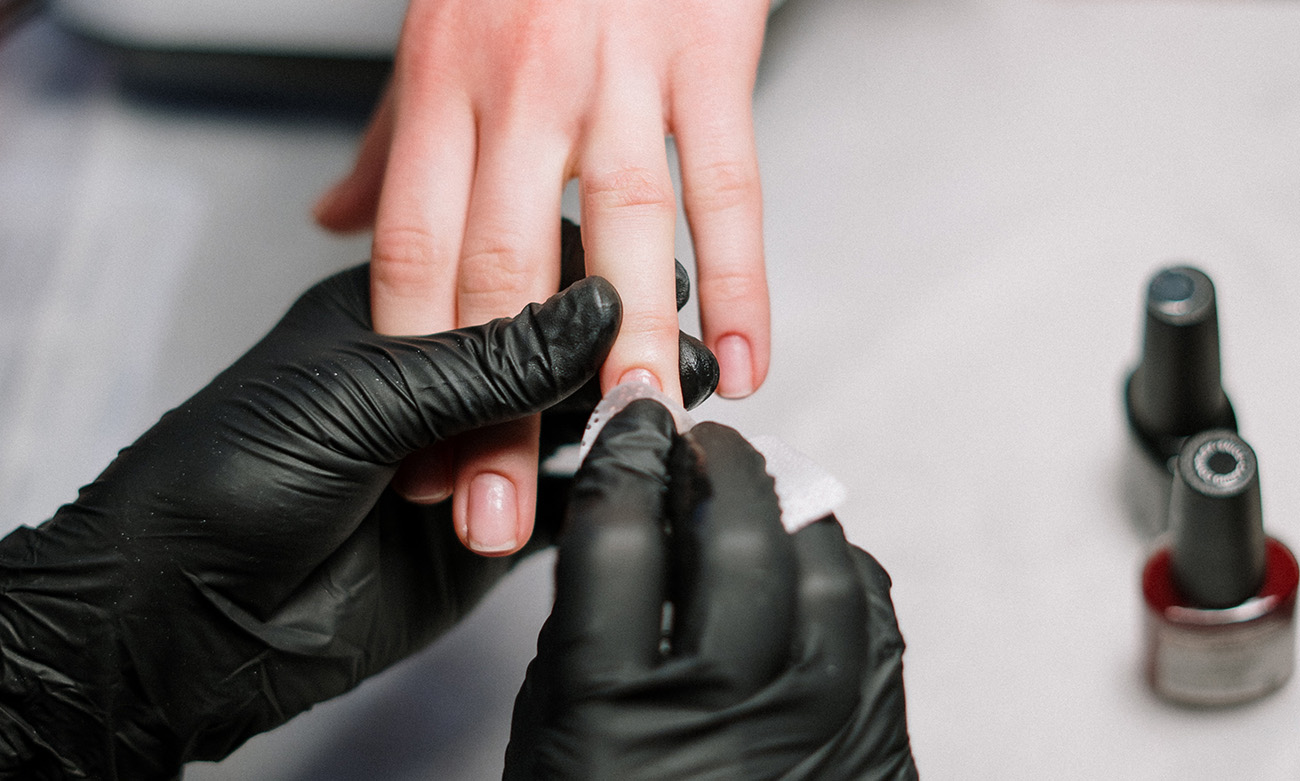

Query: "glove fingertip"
left=582, top=398, right=676, bottom=470
left=675, top=259, right=691, bottom=311
left=679, top=332, right=720, bottom=410
left=530, top=276, right=623, bottom=382
left=555, top=276, right=622, bottom=342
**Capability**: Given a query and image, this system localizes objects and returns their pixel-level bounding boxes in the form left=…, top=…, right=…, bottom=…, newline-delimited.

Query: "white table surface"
left=5, top=1, right=1300, bottom=778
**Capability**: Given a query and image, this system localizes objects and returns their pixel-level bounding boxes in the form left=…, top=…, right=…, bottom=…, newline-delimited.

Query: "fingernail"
left=467, top=473, right=518, bottom=553
left=400, top=484, right=452, bottom=505
left=716, top=334, right=755, bottom=399
left=619, top=368, right=662, bottom=390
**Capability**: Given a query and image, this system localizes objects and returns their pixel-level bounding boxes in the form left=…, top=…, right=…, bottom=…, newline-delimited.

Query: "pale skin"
left=314, top=0, right=771, bottom=555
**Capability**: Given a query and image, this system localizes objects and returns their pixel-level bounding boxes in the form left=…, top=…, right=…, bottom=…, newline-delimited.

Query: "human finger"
left=672, top=60, right=770, bottom=399
left=456, top=120, right=568, bottom=328
left=811, top=545, right=917, bottom=774
left=368, top=65, right=475, bottom=336
left=579, top=68, right=682, bottom=402
left=365, top=47, right=478, bottom=502
left=553, top=399, right=677, bottom=674
left=313, top=82, right=395, bottom=233
left=449, top=122, right=570, bottom=554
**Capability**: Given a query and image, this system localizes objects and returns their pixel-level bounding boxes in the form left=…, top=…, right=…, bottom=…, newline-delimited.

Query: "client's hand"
left=506, top=400, right=919, bottom=780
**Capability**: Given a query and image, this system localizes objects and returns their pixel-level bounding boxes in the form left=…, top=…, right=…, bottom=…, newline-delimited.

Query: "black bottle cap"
left=1126, top=266, right=1236, bottom=463
left=1169, top=430, right=1267, bottom=609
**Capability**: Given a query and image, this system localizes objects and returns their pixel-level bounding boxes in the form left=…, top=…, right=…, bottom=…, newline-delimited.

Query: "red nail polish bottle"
left=1142, top=429, right=1298, bottom=706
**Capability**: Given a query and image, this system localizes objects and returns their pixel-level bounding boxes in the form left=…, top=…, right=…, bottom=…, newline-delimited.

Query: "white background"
left=4, top=0, right=1300, bottom=777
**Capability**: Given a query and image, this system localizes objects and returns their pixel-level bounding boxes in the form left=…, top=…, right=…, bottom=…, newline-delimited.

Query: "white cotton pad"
left=747, top=435, right=847, bottom=533
left=571, top=381, right=847, bottom=534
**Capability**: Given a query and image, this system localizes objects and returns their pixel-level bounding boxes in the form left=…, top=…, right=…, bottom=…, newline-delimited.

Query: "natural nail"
left=715, top=334, right=755, bottom=399
left=467, top=473, right=518, bottom=554
left=619, top=368, right=662, bottom=390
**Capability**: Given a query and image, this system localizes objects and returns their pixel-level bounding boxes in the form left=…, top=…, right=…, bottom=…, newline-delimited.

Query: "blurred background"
left=4, top=0, right=1300, bottom=777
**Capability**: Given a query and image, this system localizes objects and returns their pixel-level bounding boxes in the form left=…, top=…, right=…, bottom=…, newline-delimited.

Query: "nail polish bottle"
left=1142, top=430, right=1298, bottom=706
left=1123, top=266, right=1236, bottom=535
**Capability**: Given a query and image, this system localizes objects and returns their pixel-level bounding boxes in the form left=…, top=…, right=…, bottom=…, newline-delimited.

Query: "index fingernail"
left=619, top=368, right=662, bottom=390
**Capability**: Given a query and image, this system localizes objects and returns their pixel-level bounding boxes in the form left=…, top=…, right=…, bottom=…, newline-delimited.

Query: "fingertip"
left=553, top=398, right=675, bottom=671
left=536, top=276, right=623, bottom=369
left=668, top=420, right=793, bottom=686
left=582, top=397, right=676, bottom=474
left=675, top=259, right=691, bottom=311
left=563, top=275, right=623, bottom=325
left=313, top=179, right=375, bottom=234
left=451, top=421, right=540, bottom=558
left=682, top=421, right=773, bottom=491
left=618, top=368, right=662, bottom=391
left=678, top=332, right=719, bottom=410
left=595, top=307, right=686, bottom=404
left=391, top=444, right=455, bottom=504
left=311, top=183, right=342, bottom=226
left=787, top=519, right=870, bottom=718
left=394, top=481, right=453, bottom=506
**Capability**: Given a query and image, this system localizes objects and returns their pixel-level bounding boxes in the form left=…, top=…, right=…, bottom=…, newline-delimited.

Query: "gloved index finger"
left=395, top=275, right=620, bottom=449
left=787, top=519, right=869, bottom=728
left=553, top=399, right=677, bottom=675
left=669, top=422, right=798, bottom=700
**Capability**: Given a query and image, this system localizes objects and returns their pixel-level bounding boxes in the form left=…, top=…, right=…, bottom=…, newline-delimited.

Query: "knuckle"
left=697, top=267, right=767, bottom=308
left=714, top=522, right=779, bottom=566
left=686, top=158, right=759, bottom=214
left=595, top=522, right=662, bottom=563
left=800, top=564, right=860, bottom=608
left=583, top=166, right=677, bottom=216
left=565, top=512, right=663, bottom=571
left=618, top=308, right=684, bottom=341
left=371, top=226, right=447, bottom=289
left=458, top=240, right=538, bottom=318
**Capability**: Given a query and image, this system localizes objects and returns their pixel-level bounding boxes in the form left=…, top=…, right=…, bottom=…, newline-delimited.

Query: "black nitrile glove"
left=506, top=400, right=918, bottom=780
left=0, top=252, right=716, bottom=779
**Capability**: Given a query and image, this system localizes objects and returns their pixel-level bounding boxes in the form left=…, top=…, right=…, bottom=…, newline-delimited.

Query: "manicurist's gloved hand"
left=0, top=260, right=716, bottom=779
left=505, top=401, right=919, bottom=780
